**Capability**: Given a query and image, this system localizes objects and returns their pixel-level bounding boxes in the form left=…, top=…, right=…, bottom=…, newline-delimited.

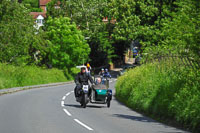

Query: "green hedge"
left=116, top=61, right=200, bottom=132
left=0, top=64, right=79, bottom=89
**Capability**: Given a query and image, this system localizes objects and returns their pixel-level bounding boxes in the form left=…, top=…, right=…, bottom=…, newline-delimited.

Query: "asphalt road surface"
left=0, top=79, right=189, bottom=133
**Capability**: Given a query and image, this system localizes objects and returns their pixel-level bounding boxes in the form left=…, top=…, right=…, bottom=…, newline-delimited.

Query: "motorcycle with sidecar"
left=76, top=76, right=112, bottom=108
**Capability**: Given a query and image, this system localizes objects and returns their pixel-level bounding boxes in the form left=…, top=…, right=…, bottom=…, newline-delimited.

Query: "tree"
left=21, top=0, right=39, bottom=8
left=89, top=25, right=115, bottom=66
left=158, top=0, right=200, bottom=58
left=108, top=0, right=200, bottom=60
left=0, top=0, right=38, bottom=65
left=46, top=0, right=115, bottom=66
left=45, top=17, right=90, bottom=69
left=21, top=0, right=42, bottom=12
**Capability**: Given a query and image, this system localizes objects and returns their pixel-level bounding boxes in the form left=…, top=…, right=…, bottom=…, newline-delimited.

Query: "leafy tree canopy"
left=0, top=0, right=38, bottom=65
left=46, top=0, right=115, bottom=66
left=45, top=17, right=91, bottom=69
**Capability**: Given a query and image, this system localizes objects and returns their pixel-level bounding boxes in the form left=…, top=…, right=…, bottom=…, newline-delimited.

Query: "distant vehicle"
left=119, top=65, right=135, bottom=76
left=133, top=48, right=138, bottom=58
left=123, top=65, right=134, bottom=70
left=119, top=69, right=126, bottom=76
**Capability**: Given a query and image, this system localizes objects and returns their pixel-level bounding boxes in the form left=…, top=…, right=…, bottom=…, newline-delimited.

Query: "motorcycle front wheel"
left=82, top=93, right=88, bottom=108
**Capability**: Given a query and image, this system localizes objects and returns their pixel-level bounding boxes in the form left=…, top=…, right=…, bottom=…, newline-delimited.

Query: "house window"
left=55, top=6, right=60, bottom=9
left=36, top=19, right=43, bottom=24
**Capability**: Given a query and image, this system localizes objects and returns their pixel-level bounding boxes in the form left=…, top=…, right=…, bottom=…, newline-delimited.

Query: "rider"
left=86, top=63, right=91, bottom=75
left=95, top=77, right=102, bottom=84
left=99, top=68, right=105, bottom=76
left=74, top=66, right=94, bottom=98
left=103, top=69, right=112, bottom=78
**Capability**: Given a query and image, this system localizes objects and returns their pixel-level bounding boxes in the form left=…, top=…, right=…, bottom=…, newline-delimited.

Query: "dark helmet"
left=81, top=66, right=86, bottom=70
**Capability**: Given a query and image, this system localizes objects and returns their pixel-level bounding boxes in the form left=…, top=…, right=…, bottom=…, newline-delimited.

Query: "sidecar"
left=90, top=76, right=112, bottom=107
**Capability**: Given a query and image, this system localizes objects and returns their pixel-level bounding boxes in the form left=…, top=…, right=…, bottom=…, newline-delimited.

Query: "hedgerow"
left=116, top=61, right=200, bottom=132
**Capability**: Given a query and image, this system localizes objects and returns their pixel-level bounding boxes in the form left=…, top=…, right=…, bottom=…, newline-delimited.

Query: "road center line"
left=61, top=101, right=64, bottom=107
left=66, top=92, right=70, bottom=96
left=63, top=108, right=72, bottom=116
left=74, top=119, right=93, bottom=131
left=62, top=96, right=66, bottom=100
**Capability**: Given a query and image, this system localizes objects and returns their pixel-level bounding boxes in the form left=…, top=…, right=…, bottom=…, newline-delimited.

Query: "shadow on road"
left=159, top=131, right=183, bottom=133
left=64, top=104, right=105, bottom=108
left=64, top=104, right=82, bottom=108
left=112, top=114, right=187, bottom=133
left=87, top=105, right=106, bottom=108
left=112, top=114, right=156, bottom=123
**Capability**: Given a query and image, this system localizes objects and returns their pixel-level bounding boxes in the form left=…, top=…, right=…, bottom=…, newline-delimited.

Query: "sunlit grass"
left=0, top=64, right=78, bottom=89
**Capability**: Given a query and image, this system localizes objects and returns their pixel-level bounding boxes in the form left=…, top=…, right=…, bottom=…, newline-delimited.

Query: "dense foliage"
left=116, top=61, right=200, bottom=132
left=0, top=0, right=90, bottom=68
left=108, top=0, right=200, bottom=59
left=46, top=0, right=115, bottom=66
left=0, top=0, right=37, bottom=65
left=45, top=17, right=90, bottom=69
left=21, top=0, right=43, bottom=12
left=45, top=0, right=200, bottom=65
left=3, top=0, right=197, bottom=67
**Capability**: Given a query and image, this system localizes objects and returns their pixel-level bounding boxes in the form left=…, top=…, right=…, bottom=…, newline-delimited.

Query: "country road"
left=0, top=79, right=189, bottom=133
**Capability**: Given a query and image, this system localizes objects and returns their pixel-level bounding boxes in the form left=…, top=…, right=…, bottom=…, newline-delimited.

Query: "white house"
left=30, top=0, right=60, bottom=30
left=30, top=12, right=46, bottom=30
left=35, top=14, right=45, bottom=29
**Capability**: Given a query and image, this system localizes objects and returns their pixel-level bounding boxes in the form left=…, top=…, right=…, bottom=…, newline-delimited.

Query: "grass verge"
left=116, top=61, right=200, bottom=132
left=0, top=63, right=79, bottom=89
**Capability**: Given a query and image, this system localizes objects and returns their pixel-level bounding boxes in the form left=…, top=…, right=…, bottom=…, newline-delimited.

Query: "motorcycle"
left=76, top=84, right=90, bottom=108
left=75, top=76, right=112, bottom=108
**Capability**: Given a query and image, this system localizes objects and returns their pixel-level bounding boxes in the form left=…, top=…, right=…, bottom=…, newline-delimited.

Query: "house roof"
left=30, top=12, right=46, bottom=19
left=39, top=0, right=51, bottom=6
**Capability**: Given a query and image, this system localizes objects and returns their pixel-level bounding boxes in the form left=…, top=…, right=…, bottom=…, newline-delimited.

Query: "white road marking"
left=63, top=108, right=72, bottom=116
left=62, top=96, right=66, bottom=100
left=66, top=92, right=70, bottom=96
left=74, top=119, right=93, bottom=131
left=71, top=91, right=74, bottom=93
left=61, top=101, right=64, bottom=107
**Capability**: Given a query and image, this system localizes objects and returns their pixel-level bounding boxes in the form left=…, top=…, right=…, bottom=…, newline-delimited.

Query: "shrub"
left=116, top=60, right=200, bottom=132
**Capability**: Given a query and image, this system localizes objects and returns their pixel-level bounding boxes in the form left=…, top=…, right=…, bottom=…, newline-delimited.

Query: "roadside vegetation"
left=0, top=0, right=88, bottom=89
left=111, top=0, right=200, bottom=131
left=0, top=63, right=79, bottom=89
left=116, top=61, right=200, bottom=132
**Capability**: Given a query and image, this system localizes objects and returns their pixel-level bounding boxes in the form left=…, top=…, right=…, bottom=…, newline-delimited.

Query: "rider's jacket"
left=99, top=71, right=104, bottom=76
left=103, top=72, right=111, bottom=78
left=75, top=72, right=94, bottom=86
